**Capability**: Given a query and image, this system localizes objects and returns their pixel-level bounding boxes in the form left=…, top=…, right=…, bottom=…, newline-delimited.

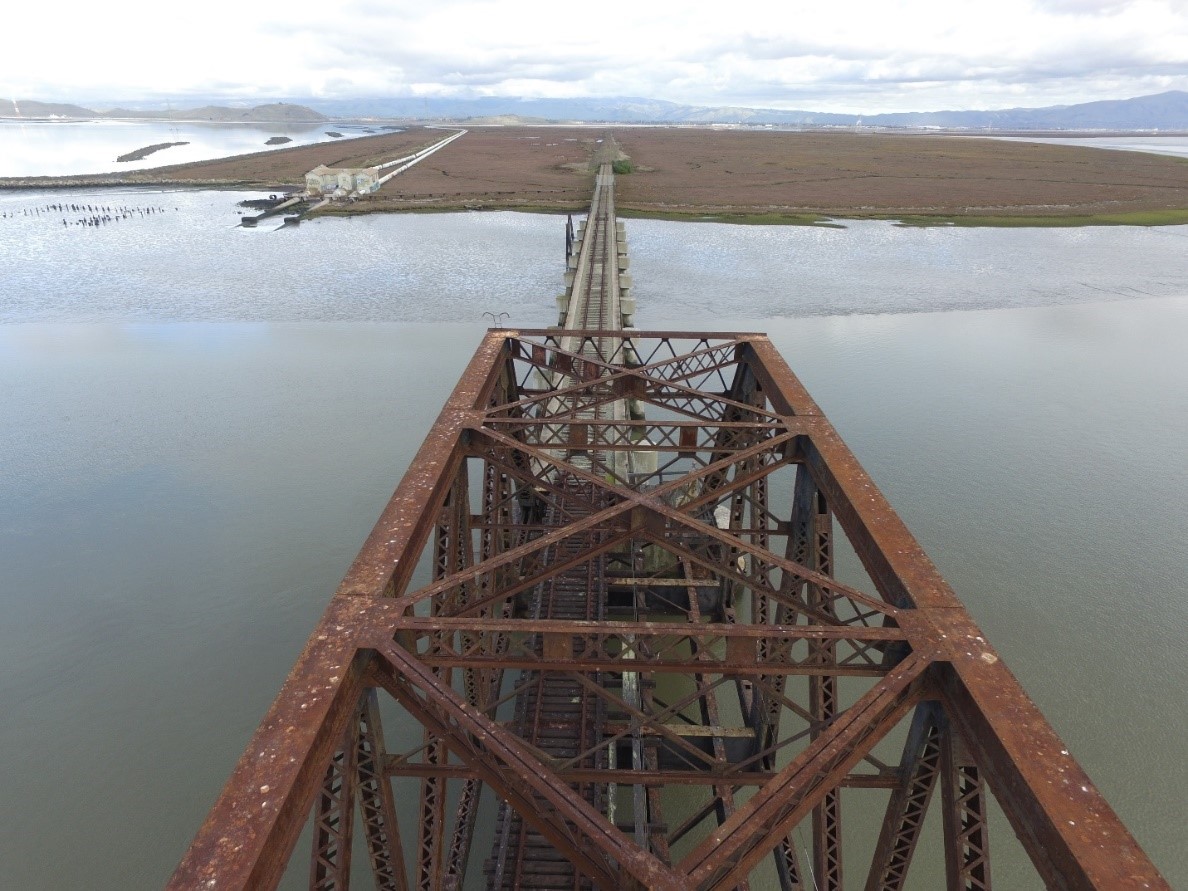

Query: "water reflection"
left=0, top=119, right=388, bottom=176
left=992, top=134, right=1188, bottom=159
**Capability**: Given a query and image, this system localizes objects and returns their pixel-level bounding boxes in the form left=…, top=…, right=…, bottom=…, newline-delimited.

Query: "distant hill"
left=295, top=95, right=857, bottom=125
left=9, top=92, right=1188, bottom=130
left=5, top=100, right=98, bottom=118
left=2, top=102, right=327, bottom=123
left=861, top=91, right=1188, bottom=129
left=154, top=103, right=328, bottom=123
left=299, top=91, right=1188, bottom=130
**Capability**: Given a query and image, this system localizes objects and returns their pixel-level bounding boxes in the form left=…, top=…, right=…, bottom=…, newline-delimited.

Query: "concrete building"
left=304, top=164, right=381, bottom=197
left=304, top=165, right=338, bottom=194
left=344, top=168, right=379, bottom=194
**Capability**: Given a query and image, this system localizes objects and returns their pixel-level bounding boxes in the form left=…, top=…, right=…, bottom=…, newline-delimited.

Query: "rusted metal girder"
left=169, top=330, right=1169, bottom=891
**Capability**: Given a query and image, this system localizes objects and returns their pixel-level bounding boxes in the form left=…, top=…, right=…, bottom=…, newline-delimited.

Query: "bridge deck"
left=488, top=166, right=627, bottom=889
left=485, top=478, right=607, bottom=891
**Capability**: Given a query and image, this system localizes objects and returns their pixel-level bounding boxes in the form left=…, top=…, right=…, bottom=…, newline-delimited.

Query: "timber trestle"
left=170, top=160, right=1168, bottom=890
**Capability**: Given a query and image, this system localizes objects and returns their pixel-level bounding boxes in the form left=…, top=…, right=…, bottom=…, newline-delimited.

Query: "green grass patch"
left=313, top=204, right=473, bottom=218
left=611, top=159, right=635, bottom=175
left=616, top=208, right=843, bottom=227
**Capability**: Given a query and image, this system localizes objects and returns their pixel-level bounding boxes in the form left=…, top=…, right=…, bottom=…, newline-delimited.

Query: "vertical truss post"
left=760, top=463, right=817, bottom=891
left=418, top=462, right=473, bottom=891
left=441, top=459, right=509, bottom=889
left=806, top=475, right=842, bottom=891
left=712, top=363, right=765, bottom=734
left=415, top=742, right=447, bottom=891
left=941, top=717, right=992, bottom=891
left=682, top=558, right=749, bottom=889
left=864, top=702, right=944, bottom=891
left=447, top=452, right=525, bottom=888
left=310, top=702, right=362, bottom=890
left=357, top=689, right=410, bottom=891
left=740, top=383, right=779, bottom=890
left=752, top=474, right=770, bottom=605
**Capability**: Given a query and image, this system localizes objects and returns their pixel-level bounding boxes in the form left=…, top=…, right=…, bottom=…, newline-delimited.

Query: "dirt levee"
left=346, top=127, right=600, bottom=212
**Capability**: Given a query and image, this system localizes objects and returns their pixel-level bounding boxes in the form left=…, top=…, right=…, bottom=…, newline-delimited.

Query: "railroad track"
left=560, top=163, right=625, bottom=477
left=486, top=163, right=626, bottom=890
left=485, top=481, right=609, bottom=891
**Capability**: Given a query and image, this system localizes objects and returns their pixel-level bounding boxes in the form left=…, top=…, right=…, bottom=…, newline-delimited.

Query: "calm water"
left=992, top=134, right=1188, bottom=159
left=0, top=119, right=391, bottom=176
left=0, top=190, right=1185, bottom=888
left=3, top=188, right=1187, bottom=321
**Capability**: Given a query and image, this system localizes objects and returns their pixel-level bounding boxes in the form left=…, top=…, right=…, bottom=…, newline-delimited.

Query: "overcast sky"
left=5, top=0, right=1187, bottom=112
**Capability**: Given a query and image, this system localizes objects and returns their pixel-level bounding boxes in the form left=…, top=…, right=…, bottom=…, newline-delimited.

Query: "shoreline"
left=313, top=200, right=1188, bottom=228
left=5, top=176, right=1188, bottom=228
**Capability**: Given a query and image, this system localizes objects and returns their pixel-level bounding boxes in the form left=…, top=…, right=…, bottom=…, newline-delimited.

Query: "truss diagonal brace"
left=371, top=641, right=687, bottom=891
left=679, top=652, right=931, bottom=890
left=864, top=701, right=944, bottom=891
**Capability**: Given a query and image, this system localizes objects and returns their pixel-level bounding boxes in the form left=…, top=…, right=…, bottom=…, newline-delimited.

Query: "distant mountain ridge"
left=283, top=90, right=1188, bottom=129
left=864, top=91, right=1188, bottom=130
left=4, top=100, right=96, bottom=118
left=5, top=101, right=327, bottom=123
left=8, top=92, right=1188, bottom=130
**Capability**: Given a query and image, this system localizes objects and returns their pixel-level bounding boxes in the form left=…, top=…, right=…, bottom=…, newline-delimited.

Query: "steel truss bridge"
left=170, top=164, right=1168, bottom=890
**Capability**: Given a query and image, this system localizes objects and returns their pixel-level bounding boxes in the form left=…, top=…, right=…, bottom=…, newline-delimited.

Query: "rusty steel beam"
left=382, top=761, right=899, bottom=787
left=414, top=469, right=466, bottom=891
left=169, top=599, right=376, bottom=891
left=940, top=720, right=992, bottom=891
left=801, top=468, right=844, bottom=891
left=371, top=640, right=686, bottom=891
left=309, top=713, right=358, bottom=890
left=678, top=651, right=931, bottom=889
left=170, top=329, right=1169, bottom=891
left=864, top=702, right=945, bottom=891
left=356, top=690, right=409, bottom=891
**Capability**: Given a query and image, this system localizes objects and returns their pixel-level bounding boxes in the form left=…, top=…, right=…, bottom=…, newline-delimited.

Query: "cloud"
left=1031, top=0, right=1136, bottom=15
left=2, top=0, right=1187, bottom=112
